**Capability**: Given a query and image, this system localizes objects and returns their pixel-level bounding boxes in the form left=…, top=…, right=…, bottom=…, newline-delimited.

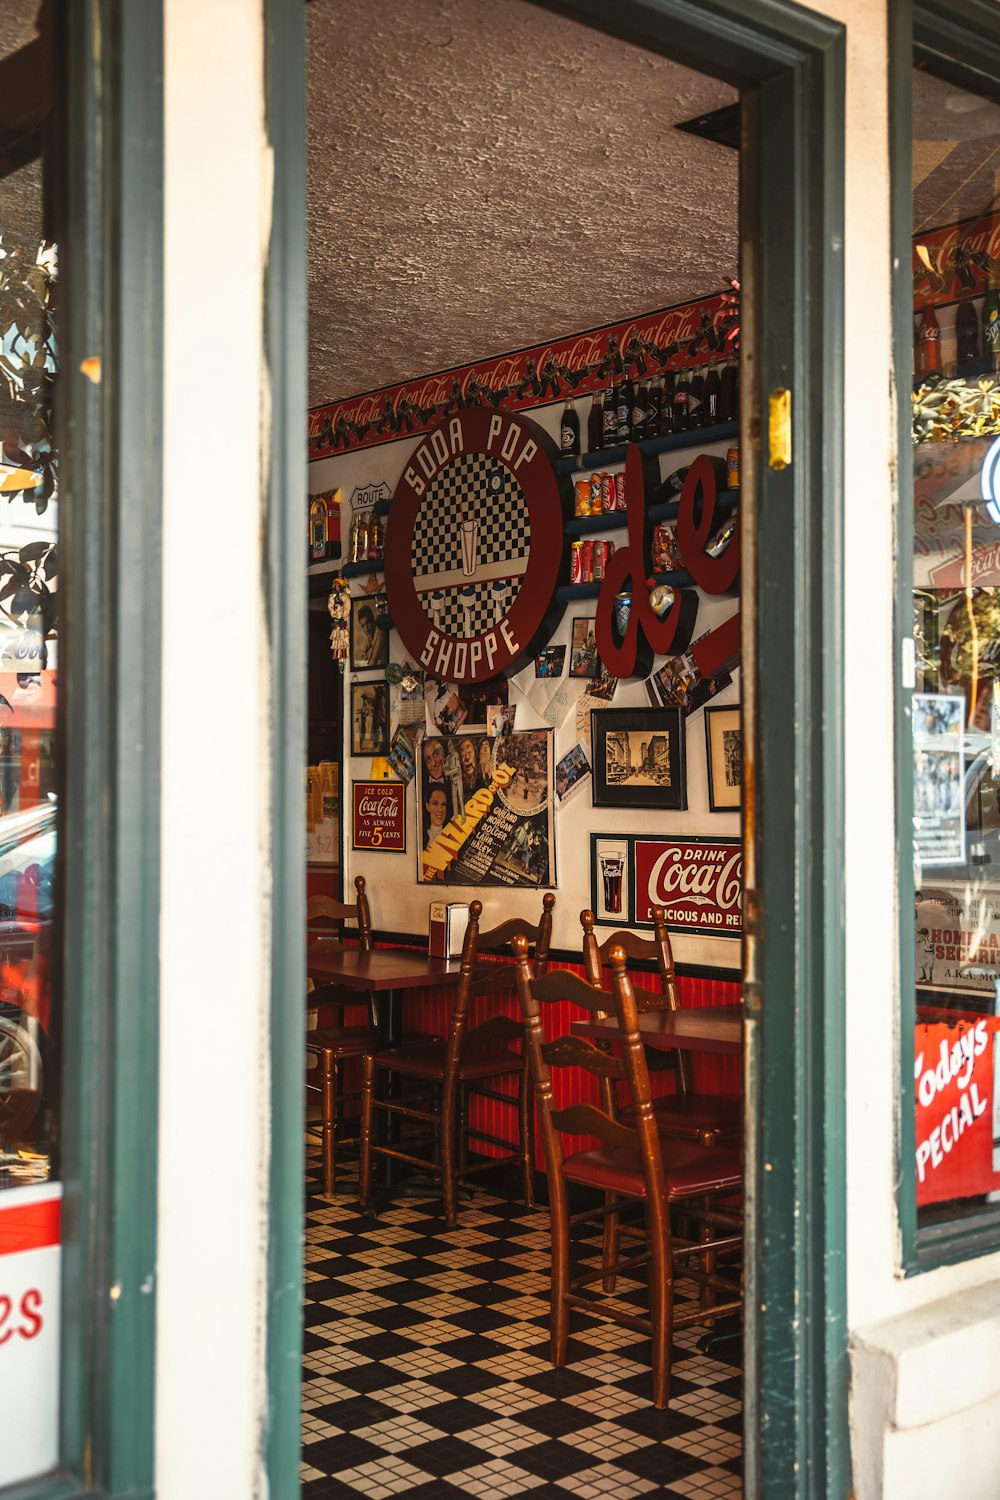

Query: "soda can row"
left=570, top=537, right=615, bottom=584
left=573, top=470, right=627, bottom=517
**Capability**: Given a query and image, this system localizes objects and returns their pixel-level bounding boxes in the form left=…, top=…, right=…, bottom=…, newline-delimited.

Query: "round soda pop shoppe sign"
left=384, top=408, right=568, bottom=683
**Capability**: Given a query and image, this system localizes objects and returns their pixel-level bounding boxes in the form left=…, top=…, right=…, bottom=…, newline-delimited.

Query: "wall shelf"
left=554, top=420, right=738, bottom=475
left=555, top=568, right=697, bottom=603
left=342, top=558, right=384, bottom=579
left=565, top=490, right=739, bottom=536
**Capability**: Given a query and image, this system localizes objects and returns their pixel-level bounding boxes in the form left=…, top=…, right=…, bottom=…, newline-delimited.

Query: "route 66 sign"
left=384, top=408, right=570, bottom=683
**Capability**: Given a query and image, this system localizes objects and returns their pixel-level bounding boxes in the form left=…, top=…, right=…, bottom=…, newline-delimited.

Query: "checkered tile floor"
left=301, top=1156, right=743, bottom=1498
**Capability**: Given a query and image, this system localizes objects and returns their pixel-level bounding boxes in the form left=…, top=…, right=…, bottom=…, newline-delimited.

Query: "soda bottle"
left=956, top=299, right=981, bottom=374
left=916, top=304, right=942, bottom=377
left=560, top=397, right=580, bottom=460
left=983, top=280, right=1000, bottom=372
left=616, top=380, right=630, bottom=444
left=630, top=380, right=647, bottom=442
left=587, top=391, right=604, bottom=453
left=703, top=359, right=721, bottom=426
left=660, top=370, right=676, bottom=435
left=602, top=385, right=618, bottom=447
left=647, top=377, right=663, bottom=438
left=672, top=368, right=690, bottom=432
left=367, top=509, right=383, bottom=561
left=719, top=356, right=738, bottom=422
left=688, top=366, right=705, bottom=428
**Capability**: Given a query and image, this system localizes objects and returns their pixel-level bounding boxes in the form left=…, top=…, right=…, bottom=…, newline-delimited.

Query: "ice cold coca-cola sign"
left=352, top=782, right=406, bottom=852
left=635, top=836, right=742, bottom=935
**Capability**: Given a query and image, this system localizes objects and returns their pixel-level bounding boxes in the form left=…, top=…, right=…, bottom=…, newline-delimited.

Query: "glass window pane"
left=0, top=5, right=63, bottom=1488
left=912, top=61, right=1000, bottom=1226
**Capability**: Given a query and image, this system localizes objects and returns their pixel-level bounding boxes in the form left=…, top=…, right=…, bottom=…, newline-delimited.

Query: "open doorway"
left=303, top=4, right=743, bottom=1493
left=284, top=2, right=851, bottom=1500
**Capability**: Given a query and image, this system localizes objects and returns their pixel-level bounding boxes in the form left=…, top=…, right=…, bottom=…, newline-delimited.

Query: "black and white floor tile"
left=302, top=1157, right=742, bottom=1499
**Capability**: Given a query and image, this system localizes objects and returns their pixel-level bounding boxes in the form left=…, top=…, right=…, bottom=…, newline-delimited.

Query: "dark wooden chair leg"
left=647, top=1201, right=673, bottom=1409
left=700, top=1194, right=718, bottom=1315
left=518, top=1068, right=535, bottom=1210
left=440, top=1074, right=459, bottom=1228
left=358, top=1054, right=374, bottom=1209
left=321, top=1049, right=335, bottom=1197
left=549, top=1178, right=571, bottom=1368
left=602, top=1193, right=620, bottom=1293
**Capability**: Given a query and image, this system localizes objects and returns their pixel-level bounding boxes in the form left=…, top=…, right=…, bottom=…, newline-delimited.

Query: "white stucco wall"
left=158, top=2, right=271, bottom=1497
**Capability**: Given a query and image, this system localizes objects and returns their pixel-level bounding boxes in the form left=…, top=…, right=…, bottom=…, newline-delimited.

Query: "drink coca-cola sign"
left=352, top=781, right=406, bottom=852
left=634, top=836, right=742, bottom=935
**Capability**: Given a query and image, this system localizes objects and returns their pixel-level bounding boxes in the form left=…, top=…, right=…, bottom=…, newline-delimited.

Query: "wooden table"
left=306, top=942, right=469, bottom=1205
left=570, top=1004, right=743, bottom=1055
left=307, top=943, right=468, bottom=1047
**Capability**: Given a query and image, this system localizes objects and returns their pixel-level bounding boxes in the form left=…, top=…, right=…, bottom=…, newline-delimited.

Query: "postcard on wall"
left=417, top=728, right=554, bottom=888
left=913, top=691, right=966, bottom=868
left=555, top=742, right=591, bottom=806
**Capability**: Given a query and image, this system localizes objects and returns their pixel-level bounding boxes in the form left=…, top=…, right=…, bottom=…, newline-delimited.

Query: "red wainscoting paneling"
left=311, top=941, right=741, bottom=1170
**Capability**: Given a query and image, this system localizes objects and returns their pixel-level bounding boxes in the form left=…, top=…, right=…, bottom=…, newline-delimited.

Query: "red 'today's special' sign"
left=352, top=782, right=406, bottom=852
left=915, top=1018, right=1000, bottom=1207
left=634, top=836, right=743, bottom=935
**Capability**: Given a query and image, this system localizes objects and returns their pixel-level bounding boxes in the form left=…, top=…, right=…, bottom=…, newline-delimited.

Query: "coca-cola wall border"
left=352, top=781, right=407, bottom=852
left=590, top=832, right=743, bottom=936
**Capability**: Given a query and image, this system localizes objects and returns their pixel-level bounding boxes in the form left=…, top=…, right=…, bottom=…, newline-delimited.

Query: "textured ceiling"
left=913, top=65, right=1000, bottom=232
left=306, top=0, right=738, bottom=407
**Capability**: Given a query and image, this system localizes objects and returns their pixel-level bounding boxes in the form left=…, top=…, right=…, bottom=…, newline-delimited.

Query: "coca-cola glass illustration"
left=598, top=841, right=628, bottom=915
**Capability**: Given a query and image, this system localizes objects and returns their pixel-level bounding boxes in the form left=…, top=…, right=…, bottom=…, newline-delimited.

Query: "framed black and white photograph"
left=350, top=593, right=389, bottom=671
left=350, top=680, right=390, bottom=757
left=704, top=704, right=742, bottom=811
left=591, top=707, right=686, bottom=811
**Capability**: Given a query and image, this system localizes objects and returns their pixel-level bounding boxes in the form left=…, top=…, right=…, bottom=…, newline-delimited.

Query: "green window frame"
left=2, top=4, right=162, bottom=1496
left=894, top=0, right=1000, bottom=1272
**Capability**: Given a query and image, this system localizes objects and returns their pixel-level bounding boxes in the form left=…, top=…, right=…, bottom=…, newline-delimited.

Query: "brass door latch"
left=768, top=387, right=791, bottom=469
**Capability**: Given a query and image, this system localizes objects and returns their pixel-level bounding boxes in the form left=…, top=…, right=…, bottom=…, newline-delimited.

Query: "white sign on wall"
left=0, top=1181, right=62, bottom=1486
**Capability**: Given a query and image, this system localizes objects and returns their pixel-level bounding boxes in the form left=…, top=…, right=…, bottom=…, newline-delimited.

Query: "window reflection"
left=912, top=62, right=1000, bottom=1222
left=0, top=8, right=59, bottom=1192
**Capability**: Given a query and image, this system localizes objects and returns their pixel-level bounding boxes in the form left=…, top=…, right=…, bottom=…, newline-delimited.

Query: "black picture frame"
left=349, top=593, right=388, bottom=671
left=591, top=707, right=687, bottom=810
left=704, top=703, right=742, bottom=812
left=350, top=680, right=390, bottom=757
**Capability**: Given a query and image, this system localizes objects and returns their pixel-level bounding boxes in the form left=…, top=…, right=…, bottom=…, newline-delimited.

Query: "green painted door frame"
left=3, top=4, right=163, bottom=1499
left=264, top=2, right=848, bottom=1497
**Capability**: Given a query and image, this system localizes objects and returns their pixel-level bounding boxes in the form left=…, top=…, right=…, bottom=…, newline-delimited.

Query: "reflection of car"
left=0, top=798, right=55, bottom=1148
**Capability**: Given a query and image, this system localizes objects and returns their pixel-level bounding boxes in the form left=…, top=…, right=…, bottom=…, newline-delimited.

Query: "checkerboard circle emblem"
left=385, top=408, right=568, bottom=683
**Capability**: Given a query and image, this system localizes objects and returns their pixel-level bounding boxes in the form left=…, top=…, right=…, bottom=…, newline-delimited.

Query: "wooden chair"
left=305, top=876, right=378, bottom=1196
left=581, top=907, right=741, bottom=1146
left=513, top=936, right=742, bottom=1408
left=358, top=894, right=554, bottom=1224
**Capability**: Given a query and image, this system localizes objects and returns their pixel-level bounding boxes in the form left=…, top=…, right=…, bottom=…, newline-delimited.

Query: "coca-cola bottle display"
left=672, top=367, right=690, bottom=432
left=660, top=369, right=676, bottom=435
left=916, top=304, right=942, bottom=377
left=587, top=390, right=604, bottom=454
left=688, top=366, right=705, bottom=428
left=616, top=379, right=630, bottom=444
left=602, top=385, right=618, bottom=447
left=955, top=299, right=981, bottom=374
left=703, top=358, right=721, bottom=425
left=983, top=279, right=1000, bottom=372
left=719, top=355, right=738, bottom=422
left=560, top=396, right=580, bottom=459
left=629, top=379, right=647, bottom=442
